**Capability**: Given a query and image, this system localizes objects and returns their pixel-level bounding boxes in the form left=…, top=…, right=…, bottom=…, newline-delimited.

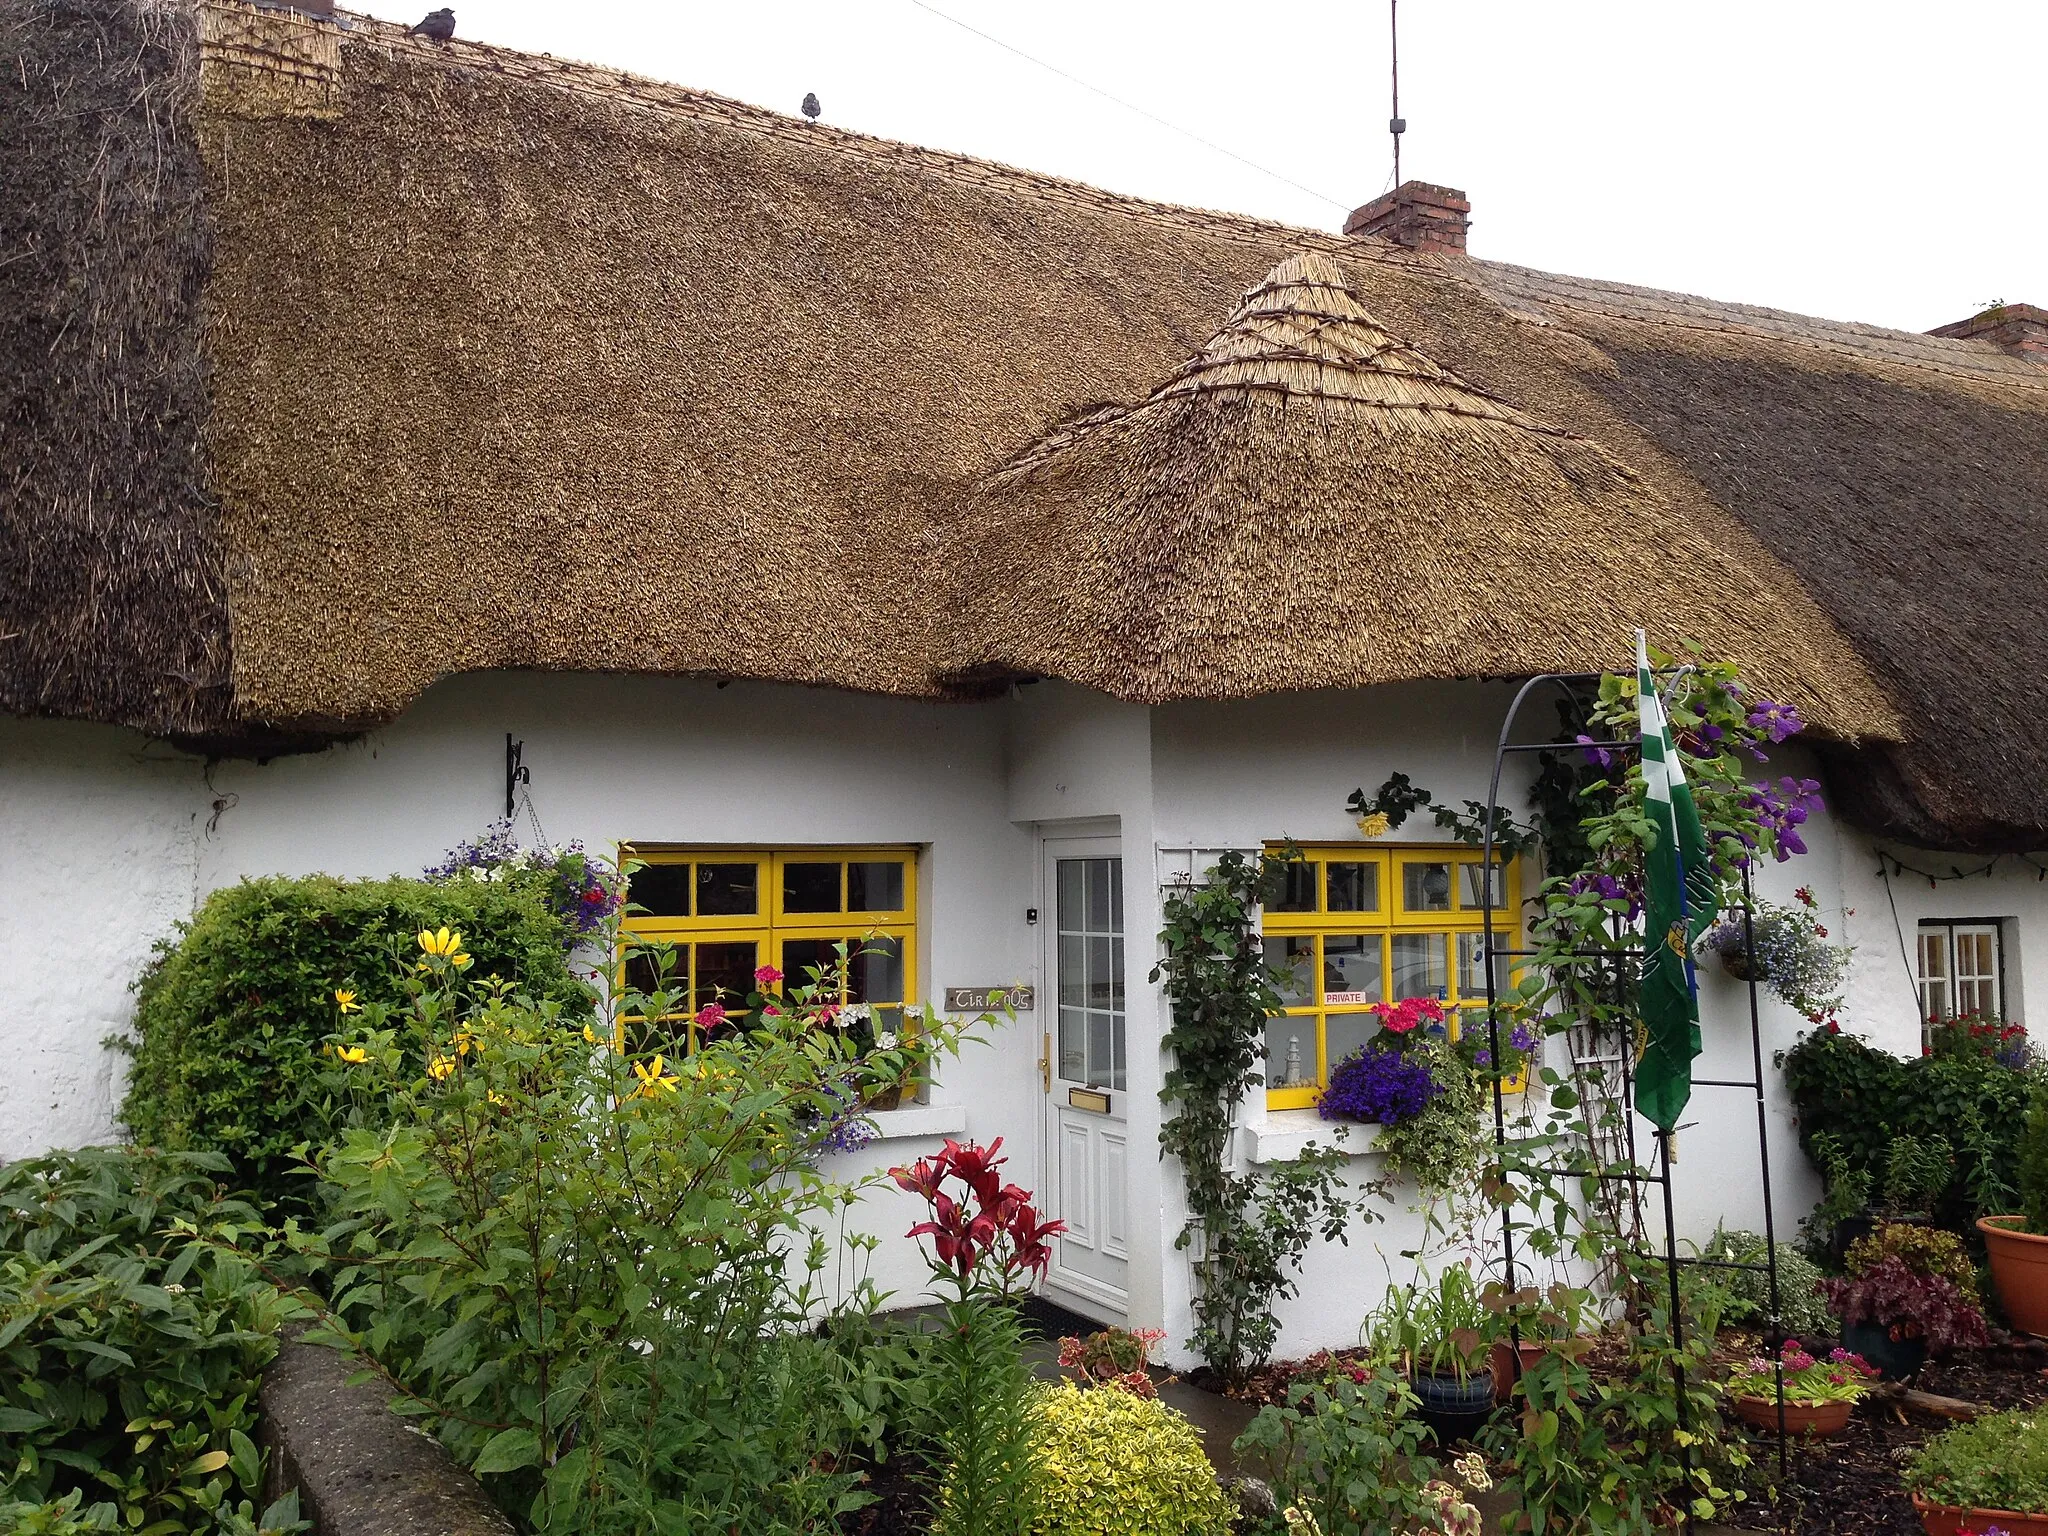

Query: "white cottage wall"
left=0, top=719, right=207, bottom=1160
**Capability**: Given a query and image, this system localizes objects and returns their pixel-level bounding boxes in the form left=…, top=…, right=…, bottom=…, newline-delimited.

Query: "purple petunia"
left=1319, top=1044, right=1442, bottom=1124
left=1509, top=1022, right=1537, bottom=1054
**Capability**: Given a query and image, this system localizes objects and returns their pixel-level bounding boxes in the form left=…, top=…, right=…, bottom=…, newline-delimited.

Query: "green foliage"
left=1692, top=1229, right=1833, bottom=1340
left=1231, top=1369, right=1442, bottom=1536
left=1363, top=1263, right=1493, bottom=1381
left=2021, top=1077, right=2048, bottom=1236
left=1368, top=1032, right=1491, bottom=1202
left=119, top=875, right=583, bottom=1209
left=1153, top=852, right=1378, bottom=1383
left=1905, top=1407, right=2048, bottom=1515
left=0, top=1148, right=307, bottom=1536
left=928, top=1297, right=1038, bottom=1536
left=302, top=926, right=975, bottom=1534
left=1029, top=1381, right=1233, bottom=1536
left=1844, top=1222, right=1978, bottom=1297
left=1779, top=1026, right=2032, bottom=1233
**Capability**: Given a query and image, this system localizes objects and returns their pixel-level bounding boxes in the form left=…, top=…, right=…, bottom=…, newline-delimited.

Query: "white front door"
left=1039, top=839, right=1130, bottom=1321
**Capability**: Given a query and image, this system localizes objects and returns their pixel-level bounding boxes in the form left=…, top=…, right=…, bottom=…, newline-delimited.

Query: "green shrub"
left=0, top=1147, right=307, bottom=1536
left=1033, top=1382, right=1233, bottom=1536
left=2020, top=1078, right=2048, bottom=1235
left=119, top=875, right=582, bottom=1208
left=1779, top=1026, right=2032, bottom=1230
left=1696, top=1228, right=1834, bottom=1339
left=1844, top=1222, right=1979, bottom=1297
left=1232, top=1368, right=1441, bottom=1536
left=1906, top=1407, right=2048, bottom=1515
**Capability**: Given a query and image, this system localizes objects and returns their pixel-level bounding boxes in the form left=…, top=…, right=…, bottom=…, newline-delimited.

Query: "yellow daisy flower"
left=335, top=1045, right=368, bottom=1064
left=630, top=1054, right=680, bottom=1099
left=427, top=1055, right=456, bottom=1081
left=334, top=989, right=361, bottom=1014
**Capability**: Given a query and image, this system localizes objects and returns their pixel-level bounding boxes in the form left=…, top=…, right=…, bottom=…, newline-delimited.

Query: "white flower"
left=876, top=1032, right=899, bottom=1052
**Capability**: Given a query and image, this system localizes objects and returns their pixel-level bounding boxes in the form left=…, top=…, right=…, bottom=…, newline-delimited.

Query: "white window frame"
left=1917, top=920, right=2004, bottom=1031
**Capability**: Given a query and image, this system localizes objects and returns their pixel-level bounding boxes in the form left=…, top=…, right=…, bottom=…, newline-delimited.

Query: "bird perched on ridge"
left=801, top=92, right=821, bottom=121
left=409, top=8, right=455, bottom=42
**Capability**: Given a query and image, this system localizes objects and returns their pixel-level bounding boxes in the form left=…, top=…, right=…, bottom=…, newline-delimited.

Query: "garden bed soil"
left=1729, top=1339, right=2048, bottom=1535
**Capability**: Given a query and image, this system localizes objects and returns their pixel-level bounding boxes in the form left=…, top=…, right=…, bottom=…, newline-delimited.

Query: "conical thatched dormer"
left=943, top=250, right=1853, bottom=705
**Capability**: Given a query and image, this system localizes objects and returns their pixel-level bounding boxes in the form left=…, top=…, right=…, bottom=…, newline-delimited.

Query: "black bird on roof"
left=801, top=92, right=821, bottom=121
left=409, top=8, right=455, bottom=42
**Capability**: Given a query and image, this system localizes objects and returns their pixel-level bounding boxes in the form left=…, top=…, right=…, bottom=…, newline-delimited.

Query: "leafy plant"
left=1693, top=1228, right=1834, bottom=1339
left=118, top=874, right=582, bottom=1210
left=302, top=920, right=983, bottom=1534
left=1723, top=1339, right=1876, bottom=1407
left=0, top=1148, right=307, bottom=1536
left=1153, top=852, right=1379, bottom=1383
left=1928, top=1012, right=2032, bottom=1070
left=1845, top=1221, right=1979, bottom=1299
left=422, top=819, right=624, bottom=937
left=1231, top=1368, right=1444, bottom=1536
left=1364, top=1264, right=1493, bottom=1383
left=893, top=1139, right=1058, bottom=1536
left=1053, top=1327, right=1167, bottom=1398
left=2021, top=1078, right=2048, bottom=1236
left=1031, top=1381, right=1234, bottom=1536
left=1821, top=1257, right=1990, bottom=1355
left=1906, top=1408, right=2048, bottom=1515
left=1694, top=889, right=1850, bottom=1024
left=1319, top=998, right=1493, bottom=1201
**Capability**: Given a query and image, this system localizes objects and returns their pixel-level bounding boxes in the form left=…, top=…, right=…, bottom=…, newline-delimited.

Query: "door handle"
left=1038, top=1032, right=1051, bottom=1093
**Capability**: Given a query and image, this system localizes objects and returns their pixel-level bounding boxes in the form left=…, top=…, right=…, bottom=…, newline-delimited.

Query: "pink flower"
left=695, top=1002, right=728, bottom=1030
left=754, top=964, right=783, bottom=987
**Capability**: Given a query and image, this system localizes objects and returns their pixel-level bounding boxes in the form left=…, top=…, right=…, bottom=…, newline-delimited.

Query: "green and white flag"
left=1634, top=631, right=1716, bottom=1133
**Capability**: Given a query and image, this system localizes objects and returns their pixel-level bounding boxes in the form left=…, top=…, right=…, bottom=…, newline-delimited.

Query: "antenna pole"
left=1389, top=0, right=1405, bottom=188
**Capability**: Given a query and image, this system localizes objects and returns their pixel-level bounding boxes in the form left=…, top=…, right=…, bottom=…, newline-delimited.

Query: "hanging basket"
left=1718, top=946, right=1755, bottom=982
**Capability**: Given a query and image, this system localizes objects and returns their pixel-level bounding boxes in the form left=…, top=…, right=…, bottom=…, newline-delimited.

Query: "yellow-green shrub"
left=1031, top=1381, right=1233, bottom=1536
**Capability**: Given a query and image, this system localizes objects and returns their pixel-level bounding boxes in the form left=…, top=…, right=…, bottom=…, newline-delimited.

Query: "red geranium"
left=1367, top=996, right=1447, bottom=1035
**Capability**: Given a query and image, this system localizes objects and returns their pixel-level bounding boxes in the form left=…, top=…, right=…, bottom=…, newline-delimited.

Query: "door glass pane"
left=1054, top=857, right=1124, bottom=1090
left=847, top=860, right=905, bottom=913
left=1059, top=935, right=1086, bottom=1008
left=1087, top=935, right=1114, bottom=1010
left=1403, top=862, right=1454, bottom=912
left=1326, top=861, right=1378, bottom=913
left=1392, top=933, right=1449, bottom=1000
left=1060, top=1007, right=1087, bottom=1079
left=1265, top=1016, right=1317, bottom=1090
left=1460, top=862, right=1506, bottom=911
left=1265, top=936, right=1315, bottom=1007
left=1089, top=1014, right=1112, bottom=1088
left=1271, top=861, right=1318, bottom=913
left=1086, top=860, right=1112, bottom=932
left=849, top=935, right=904, bottom=1004
left=782, top=862, right=842, bottom=913
left=696, top=862, right=758, bottom=916
left=626, top=863, right=693, bottom=918
left=1058, top=860, right=1084, bottom=925
left=1321, top=934, right=1382, bottom=1004
left=695, top=941, right=758, bottom=1013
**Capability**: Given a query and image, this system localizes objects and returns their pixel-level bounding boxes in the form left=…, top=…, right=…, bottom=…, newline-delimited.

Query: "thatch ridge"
left=0, top=0, right=231, bottom=738
left=939, top=252, right=1893, bottom=723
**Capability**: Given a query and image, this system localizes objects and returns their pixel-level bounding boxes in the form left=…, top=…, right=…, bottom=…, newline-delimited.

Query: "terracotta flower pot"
left=1979, top=1216, right=2048, bottom=1336
left=1912, top=1491, right=2048, bottom=1536
left=1488, top=1339, right=1563, bottom=1404
left=1729, top=1394, right=1853, bottom=1438
left=864, top=1083, right=904, bottom=1112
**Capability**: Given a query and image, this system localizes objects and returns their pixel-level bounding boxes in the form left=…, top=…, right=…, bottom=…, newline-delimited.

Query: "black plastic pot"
left=1841, top=1320, right=1926, bottom=1381
left=1412, top=1368, right=1497, bottom=1443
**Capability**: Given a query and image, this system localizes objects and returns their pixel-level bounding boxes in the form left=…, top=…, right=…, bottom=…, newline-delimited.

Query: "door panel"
left=1041, top=841, right=1130, bottom=1319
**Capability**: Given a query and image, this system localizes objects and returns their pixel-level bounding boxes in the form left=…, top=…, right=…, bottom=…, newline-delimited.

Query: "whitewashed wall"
left=8, top=675, right=2048, bottom=1367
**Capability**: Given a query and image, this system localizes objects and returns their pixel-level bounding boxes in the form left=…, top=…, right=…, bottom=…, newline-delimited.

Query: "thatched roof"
left=5, top=0, right=2047, bottom=847
left=939, top=252, right=1874, bottom=707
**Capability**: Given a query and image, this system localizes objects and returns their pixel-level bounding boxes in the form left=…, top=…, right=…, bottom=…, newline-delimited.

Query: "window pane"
left=1457, top=933, right=1509, bottom=1001
left=694, top=862, right=758, bottom=917
left=1113, top=1015, right=1127, bottom=1090
left=1403, top=862, right=1454, bottom=912
left=1271, top=861, right=1318, bottom=913
left=1059, top=1006, right=1087, bottom=1080
left=782, top=862, right=842, bottom=914
left=847, top=860, right=905, bottom=913
left=695, top=941, right=758, bottom=1012
left=1265, top=1016, right=1317, bottom=1089
left=1321, top=934, right=1383, bottom=1004
left=1059, top=934, right=1086, bottom=1008
left=1265, top=936, right=1315, bottom=1008
left=1460, top=862, right=1506, bottom=911
left=1326, top=861, right=1378, bottom=913
left=1089, top=1013, right=1112, bottom=1087
left=627, top=863, right=693, bottom=918
left=780, top=937, right=841, bottom=995
left=1058, top=860, right=1084, bottom=927
left=1086, top=859, right=1112, bottom=932
left=1087, top=935, right=1114, bottom=1009
left=849, top=935, right=904, bottom=1005
left=1392, top=933, right=1449, bottom=1000
left=1109, top=936, right=1125, bottom=1009
left=1326, top=1010, right=1379, bottom=1075
left=623, top=946, right=679, bottom=1003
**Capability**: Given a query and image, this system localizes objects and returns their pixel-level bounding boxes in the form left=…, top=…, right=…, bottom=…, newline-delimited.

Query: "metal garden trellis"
left=1476, top=670, right=1793, bottom=1523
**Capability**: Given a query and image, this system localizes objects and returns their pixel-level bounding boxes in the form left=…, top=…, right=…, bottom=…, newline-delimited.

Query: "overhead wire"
left=901, top=0, right=1353, bottom=215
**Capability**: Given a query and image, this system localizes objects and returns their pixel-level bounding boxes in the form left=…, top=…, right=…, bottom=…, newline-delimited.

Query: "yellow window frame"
left=619, top=846, right=918, bottom=1049
left=1261, top=845, right=1523, bottom=1111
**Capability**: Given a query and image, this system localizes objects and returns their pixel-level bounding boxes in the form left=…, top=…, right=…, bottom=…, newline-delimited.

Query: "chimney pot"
left=1345, top=180, right=1470, bottom=256
left=1928, top=303, right=2048, bottom=363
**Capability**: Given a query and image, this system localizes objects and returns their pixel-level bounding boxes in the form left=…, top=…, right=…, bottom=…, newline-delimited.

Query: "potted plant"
left=1980, top=1077, right=2048, bottom=1337
left=1694, top=888, right=1849, bottom=1022
left=1904, top=1407, right=2048, bottom=1535
left=1722, top=1338, right=1876, bottom=1438
left=1320, top=997, right=1490, bottom=1199
left=1366, top=1266, right=1497, bottom=1444
left=1821, top=1225, right=1990, bottom=1380
left=1482, top=1281, right=1595, bottom=1405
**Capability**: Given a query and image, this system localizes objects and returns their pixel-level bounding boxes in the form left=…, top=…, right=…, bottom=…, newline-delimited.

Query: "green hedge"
left=1779, top=1027, right=2032, bottom=1226
left=119, top=876, right=582, bottom=1208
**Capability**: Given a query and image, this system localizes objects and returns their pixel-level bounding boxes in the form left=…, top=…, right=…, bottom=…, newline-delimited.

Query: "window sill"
left=1239, top=1109, right=1376, bottom=1166
left=864, top=1103, right=968, bottom=1142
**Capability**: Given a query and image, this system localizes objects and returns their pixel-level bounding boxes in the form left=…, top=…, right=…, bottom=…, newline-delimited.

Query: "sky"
left=354, top=0, right=2046, bottom=333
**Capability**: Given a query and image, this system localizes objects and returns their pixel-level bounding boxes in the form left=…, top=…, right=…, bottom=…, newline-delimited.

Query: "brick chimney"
left=1344, top=181, right=1470, bottom=255
left=1927, top=303, right=2048, bottom=362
